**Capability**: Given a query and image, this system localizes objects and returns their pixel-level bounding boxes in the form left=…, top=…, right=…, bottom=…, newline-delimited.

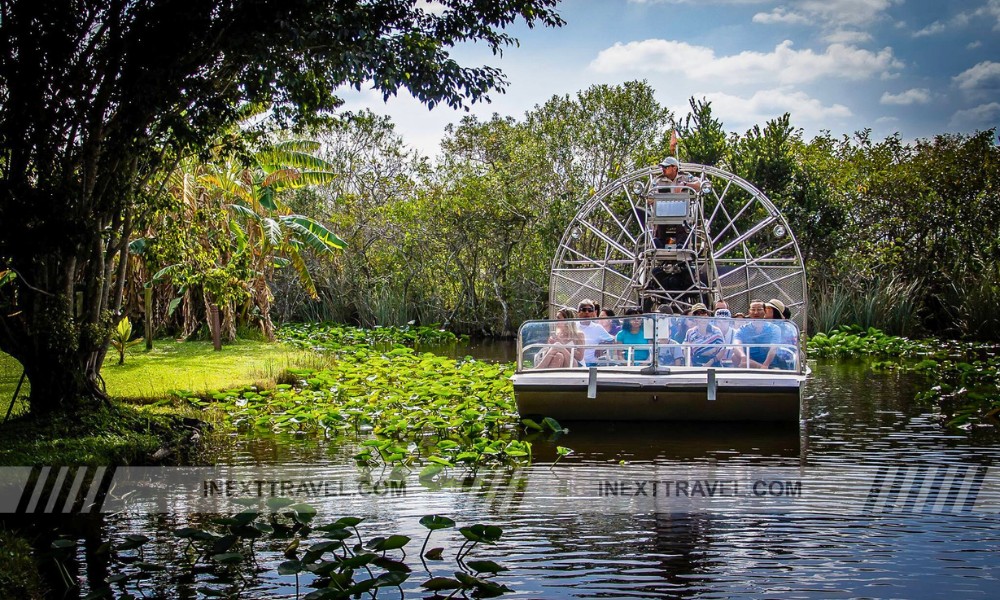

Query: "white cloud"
left=968, top=40, right=982, bottom=49
left=416, top=1, right=449, bottom=16
left=875, top=116, right=900, bottom=124
left=753, top=0, right=900, bottom=30
left=911, top=1, right=999, bottom=36
left=698, top=89, right=852, bottom=130
left=948, top=102, right=1000, bottom=130
left=880, top=88, right=931, bottom=105
left=913, top=20, right=947, bottom=37
left=953, top=61, right=1000, bottom=95
left=823, top=30, right=873, bottom=43
left=590, top=39, right=902, bottom=85
left=975, top=0, right=1000, bottom=30
left=752, top=8, right=809, bottom=25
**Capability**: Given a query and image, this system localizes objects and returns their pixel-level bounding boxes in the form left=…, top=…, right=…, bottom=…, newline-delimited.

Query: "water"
left=18, top=356, right=1000, bottom=599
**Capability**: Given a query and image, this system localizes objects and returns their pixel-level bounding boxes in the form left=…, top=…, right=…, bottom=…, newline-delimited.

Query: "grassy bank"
left=2, top=338, right=324, bottom=413
left=0, top=338, right=326, bottom=466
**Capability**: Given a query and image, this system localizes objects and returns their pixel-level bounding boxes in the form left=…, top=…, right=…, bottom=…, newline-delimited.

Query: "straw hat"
left=765, top=298, right=786, bottom=316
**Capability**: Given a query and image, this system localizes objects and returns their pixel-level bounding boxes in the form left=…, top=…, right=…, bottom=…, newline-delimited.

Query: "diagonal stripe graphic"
left=44, top=466, right=69, bottom=513
left=81, top=466, right=107, bottom=513
left=24, top=466, right=50, bottom=513
left=63, top=467, right=89, bottom=513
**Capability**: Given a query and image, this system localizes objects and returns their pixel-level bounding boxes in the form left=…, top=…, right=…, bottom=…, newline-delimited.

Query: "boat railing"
left=516, top=315, right=803, bottom=374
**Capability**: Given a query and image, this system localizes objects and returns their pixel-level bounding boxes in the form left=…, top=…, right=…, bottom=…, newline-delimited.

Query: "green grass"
left=101, top=338, right=329, bottom=400
left=1, top=338, right=327, bottom=413
left=0, top=338, right=328, bottom=465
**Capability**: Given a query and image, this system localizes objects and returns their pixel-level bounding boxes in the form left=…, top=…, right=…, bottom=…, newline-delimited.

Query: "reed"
left=810, top=275, right=921, bottom=336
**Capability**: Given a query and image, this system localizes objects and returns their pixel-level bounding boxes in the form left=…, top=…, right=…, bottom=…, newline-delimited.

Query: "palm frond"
left=228, top=203, right=263, bottom=223
left=279, top=215, right=347, bottom=253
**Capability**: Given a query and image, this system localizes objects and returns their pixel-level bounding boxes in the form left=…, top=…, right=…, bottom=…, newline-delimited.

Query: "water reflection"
left=10, top=355, right=1000, bottom=599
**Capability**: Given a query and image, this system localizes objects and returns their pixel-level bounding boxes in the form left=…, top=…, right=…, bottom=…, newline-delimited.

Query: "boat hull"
left=513, top=369, right=803, bottom=422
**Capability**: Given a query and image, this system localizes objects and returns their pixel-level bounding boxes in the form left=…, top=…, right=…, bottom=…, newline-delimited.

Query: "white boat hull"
left=512, top=368, right=804, bottom=422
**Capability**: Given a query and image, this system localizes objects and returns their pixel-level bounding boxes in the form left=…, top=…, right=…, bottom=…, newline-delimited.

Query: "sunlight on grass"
left=1, top=339, right=329, bottom=409
left=102, top=339, right=330, bottom=400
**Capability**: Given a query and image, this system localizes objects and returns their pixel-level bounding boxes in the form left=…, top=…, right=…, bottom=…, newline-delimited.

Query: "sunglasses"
left=578, top=306, right=595, bottom=312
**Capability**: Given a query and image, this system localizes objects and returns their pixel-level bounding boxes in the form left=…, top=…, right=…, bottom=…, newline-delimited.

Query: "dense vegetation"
left=0, top=0, right=565, bottom=416
left=263, top=92, right=1000, bottom=341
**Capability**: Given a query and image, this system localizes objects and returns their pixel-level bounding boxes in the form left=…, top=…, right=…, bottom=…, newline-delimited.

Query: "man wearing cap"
left=651, top=157, right=701, bottom=247
left=655, top=157, right=702, bottom=194
left=712, top=300, right=738, bottom=367
left=682, top=303, right=723, bottom=366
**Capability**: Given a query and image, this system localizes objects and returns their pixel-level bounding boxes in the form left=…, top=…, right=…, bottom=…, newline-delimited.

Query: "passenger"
left=535, top=308, right=584, bottom=369
left=577, top=299, right=615, bottom=366
left=655, top=304, right=683, bottom=365
left=615, top=308, right=650, bottom=365
left=766, top=298, right=798, bottom=371
left=683, top=303, right=724, bottom=366
left=735, top=299, right=781, bottom=369
left=764, top=298, right=785, bottom=320
left=712, top=302, right=739, bottom=367
left=599, top=308, right=622, bottom=336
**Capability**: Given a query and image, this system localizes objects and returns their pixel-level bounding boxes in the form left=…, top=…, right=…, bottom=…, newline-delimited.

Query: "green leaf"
left=419, top=515, right=456, bottom=531
left=421, top=576, right=462, bottom=591
left=542, top=416, right=565, bottom=433
left=465, top=559, right=508, bottom=574
left=375, top=571, right=409, bottom=587
left=277, top=560, right=303, bottom=575
left=372, top=534, right=410, bottom=551
left=521, top=418, right=544, bottom=431
left=279, top=215, right=347, bottom=252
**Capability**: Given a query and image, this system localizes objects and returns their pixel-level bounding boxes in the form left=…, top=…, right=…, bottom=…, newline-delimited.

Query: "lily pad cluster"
left=55, top=504, right=511, bottom=599
left=197, top=346, right=529, bottom=468
left=808, top=326, right=1000, bottom=427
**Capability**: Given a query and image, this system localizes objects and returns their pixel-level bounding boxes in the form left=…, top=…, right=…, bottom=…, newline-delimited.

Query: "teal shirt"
left=615, top=328, right=650, bottom=363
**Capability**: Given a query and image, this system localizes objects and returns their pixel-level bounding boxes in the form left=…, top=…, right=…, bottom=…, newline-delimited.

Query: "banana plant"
left=110, top=317, right=143, bottom=365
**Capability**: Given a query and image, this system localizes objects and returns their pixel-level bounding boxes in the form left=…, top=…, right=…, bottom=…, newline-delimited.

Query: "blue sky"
left=341, top=0, right=1000, bottom=156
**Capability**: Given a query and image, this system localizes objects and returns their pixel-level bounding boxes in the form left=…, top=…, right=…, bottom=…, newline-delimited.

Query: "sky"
left=339, top=0, right=1000, bottom=157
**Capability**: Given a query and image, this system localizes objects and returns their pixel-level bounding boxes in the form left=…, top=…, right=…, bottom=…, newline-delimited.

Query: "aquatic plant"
left=278, top=322, right=459, bottom=352
left=54, top=508, right=511, bottom=599
left=808, top=326, right=1000, bottom=427
left=189, top=346, right=525, bottom=469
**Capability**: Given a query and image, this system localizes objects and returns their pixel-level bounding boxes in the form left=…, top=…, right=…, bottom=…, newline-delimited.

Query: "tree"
left=528, top=81, right=671, bottom=193
left=675, top=97, right=728, bottom=167
left=143, top=137, right=344, bottom=342
left=0, top=0, right=564, bottom=415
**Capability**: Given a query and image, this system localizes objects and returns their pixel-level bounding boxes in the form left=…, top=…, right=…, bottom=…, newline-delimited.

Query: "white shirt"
left=579, top=321, right=615, bottom=365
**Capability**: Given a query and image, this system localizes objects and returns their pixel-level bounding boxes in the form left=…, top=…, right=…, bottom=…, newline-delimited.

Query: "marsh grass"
left=810, top=275, right=921, bottom=336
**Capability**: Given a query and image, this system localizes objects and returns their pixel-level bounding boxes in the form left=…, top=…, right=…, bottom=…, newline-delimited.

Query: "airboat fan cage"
left=549, top=163, right=808, bottom=331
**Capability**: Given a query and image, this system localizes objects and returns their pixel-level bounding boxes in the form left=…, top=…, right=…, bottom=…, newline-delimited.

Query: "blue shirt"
left=736, top=322, right=780, bottom=365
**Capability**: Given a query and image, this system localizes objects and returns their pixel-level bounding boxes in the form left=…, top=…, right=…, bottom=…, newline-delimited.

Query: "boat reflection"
left=528, top=420, right=803, bottom=463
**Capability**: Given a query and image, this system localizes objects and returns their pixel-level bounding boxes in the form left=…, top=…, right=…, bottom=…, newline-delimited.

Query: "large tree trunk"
left=0, top=207, right=130, bottom=416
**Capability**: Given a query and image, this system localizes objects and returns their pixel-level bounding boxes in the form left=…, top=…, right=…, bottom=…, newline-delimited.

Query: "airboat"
left=512, top=162, right=808, bottom=422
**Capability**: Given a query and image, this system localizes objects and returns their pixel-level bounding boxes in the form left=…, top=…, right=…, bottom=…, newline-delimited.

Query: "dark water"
left=24, top=356, right=1000, bottom=599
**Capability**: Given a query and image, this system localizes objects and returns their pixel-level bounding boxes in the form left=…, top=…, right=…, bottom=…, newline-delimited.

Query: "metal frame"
left=548, top=163, right=808, bottom=331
